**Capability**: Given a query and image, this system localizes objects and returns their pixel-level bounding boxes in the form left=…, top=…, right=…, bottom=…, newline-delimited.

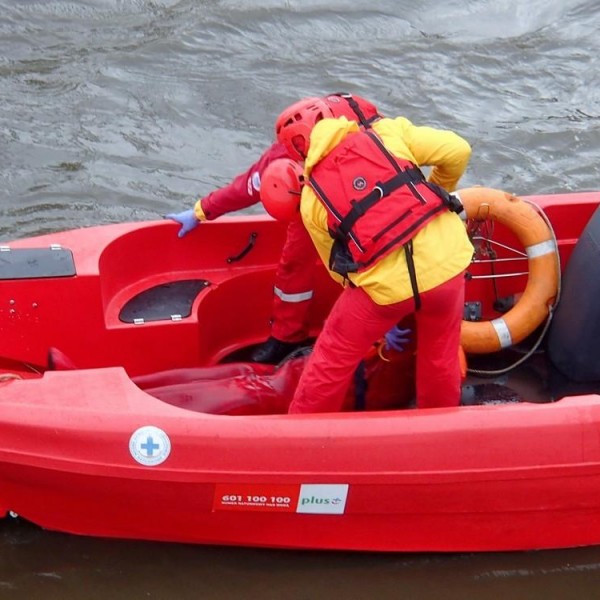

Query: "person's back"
left=273, top=114, right=473, bottom=413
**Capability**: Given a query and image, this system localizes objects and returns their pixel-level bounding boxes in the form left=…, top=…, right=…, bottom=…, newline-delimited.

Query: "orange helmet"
left=275, top=93, right=381, bottom=161
left=260, top=158, right=304, bottom=222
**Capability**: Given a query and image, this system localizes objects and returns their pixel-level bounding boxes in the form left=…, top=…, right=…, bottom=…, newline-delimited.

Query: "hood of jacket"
left=303, top=117, right=360, bottom=179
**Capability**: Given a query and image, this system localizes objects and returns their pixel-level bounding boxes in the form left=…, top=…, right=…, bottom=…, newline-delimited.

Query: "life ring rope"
left=458, top=187, right=561, bottom=360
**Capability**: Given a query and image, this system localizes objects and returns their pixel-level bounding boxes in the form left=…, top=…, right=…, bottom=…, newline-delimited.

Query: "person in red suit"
left=167, top=93, right=381, bottom=364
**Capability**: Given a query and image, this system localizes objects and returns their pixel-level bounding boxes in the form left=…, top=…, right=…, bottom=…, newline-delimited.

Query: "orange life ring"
left=457, top=187, right=559, bottom=354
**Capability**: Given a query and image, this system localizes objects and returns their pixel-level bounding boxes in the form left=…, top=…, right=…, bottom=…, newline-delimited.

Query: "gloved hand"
left=165, top=209, right=199, bottom=238
left=384, top=325, right=412, bottom=352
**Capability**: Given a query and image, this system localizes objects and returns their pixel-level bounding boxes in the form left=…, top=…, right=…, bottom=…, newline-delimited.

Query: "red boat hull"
left=2, top=366, right=600, bottom=551
left=1, top=189, right=600, bottom=552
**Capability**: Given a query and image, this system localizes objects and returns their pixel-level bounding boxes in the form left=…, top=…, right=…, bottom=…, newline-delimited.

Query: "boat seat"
left=0, top=247, right=76, bottom=279
left=119, top=279, right=210, bottom=323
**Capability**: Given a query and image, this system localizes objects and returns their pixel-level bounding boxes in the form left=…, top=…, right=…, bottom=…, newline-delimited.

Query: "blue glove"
left=384, top=326, right=412, bottom=352
left=165, top=209, right=199, bottom=238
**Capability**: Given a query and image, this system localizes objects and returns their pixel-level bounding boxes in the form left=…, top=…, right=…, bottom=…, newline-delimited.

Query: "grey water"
left=1, top=0, right=600, bottom=597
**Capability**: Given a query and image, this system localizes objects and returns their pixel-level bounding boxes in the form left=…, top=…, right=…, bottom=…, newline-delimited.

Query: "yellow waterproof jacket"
left=300, top=117, right=474, bottom=305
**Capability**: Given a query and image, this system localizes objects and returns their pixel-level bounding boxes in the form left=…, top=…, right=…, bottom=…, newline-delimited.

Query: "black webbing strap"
left=335, top=93, right=377, bottom=129
left=337, top=168, right=425, bottom=238
left=363, top=130, right=459, bottom=216
left=364, top=130, right=430, bottom=205
left=364, top=130, right=404, bottom=172
left=309, top=175, right=345, bottom=223
left=404, top=239, right=421, bottom=312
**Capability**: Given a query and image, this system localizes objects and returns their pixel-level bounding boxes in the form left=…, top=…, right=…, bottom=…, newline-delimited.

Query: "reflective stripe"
left=247, top=171, right=261, bottom=196
left=274, top=287, right=314, bottom=303
left=526, top=239, right=557, bottom=259
left=491, top=318, right=513, bottom=348
left=251, top=171, right=261, bottom=191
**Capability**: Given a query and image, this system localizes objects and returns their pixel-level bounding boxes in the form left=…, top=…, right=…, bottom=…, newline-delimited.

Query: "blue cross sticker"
left=129, top=426, right=171, bottom=466
left=141, top=436, right=160, bottom=457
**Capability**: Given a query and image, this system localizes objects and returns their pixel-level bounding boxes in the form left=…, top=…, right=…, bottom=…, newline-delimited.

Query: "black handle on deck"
left=227, top=232, right=258, bottom=263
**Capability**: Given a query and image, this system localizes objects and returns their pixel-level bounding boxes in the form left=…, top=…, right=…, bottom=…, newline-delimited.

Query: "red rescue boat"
left=1, top=188, right=600, bottom=552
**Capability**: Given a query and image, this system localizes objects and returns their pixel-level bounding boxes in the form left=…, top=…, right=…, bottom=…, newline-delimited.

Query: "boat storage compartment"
left=119, top=279, right=210, bottom=323
left=547, top=204, right=600, bottom=381
left=0, top=247, right=76, bottom=279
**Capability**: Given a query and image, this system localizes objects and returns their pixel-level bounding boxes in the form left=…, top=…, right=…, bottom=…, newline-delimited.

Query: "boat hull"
left=2, top=190, right=600, bottom=551
left=2, top=367, right=600, bottom=551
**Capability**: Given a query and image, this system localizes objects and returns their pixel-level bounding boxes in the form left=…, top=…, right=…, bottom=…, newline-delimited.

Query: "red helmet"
left=260, top=158, right=304, bottom=222
left=323, top=93, right=381, bottom=125
left=275, top=94, right=381, bottom=161
left=275, top=97, right=334, bottom=161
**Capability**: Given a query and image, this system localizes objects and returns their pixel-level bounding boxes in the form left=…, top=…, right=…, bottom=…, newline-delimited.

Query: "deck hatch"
left=119, top=279, right=210, bottom=323
left=0, top=247, right=76, bottom=279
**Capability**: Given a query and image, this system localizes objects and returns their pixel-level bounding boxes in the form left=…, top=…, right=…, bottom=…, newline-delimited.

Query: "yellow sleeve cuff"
left=193, top=198, right=207, bottom=221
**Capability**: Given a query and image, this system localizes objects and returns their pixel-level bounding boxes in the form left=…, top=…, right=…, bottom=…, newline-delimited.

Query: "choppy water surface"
left=1, top=0, right=600, bottom=597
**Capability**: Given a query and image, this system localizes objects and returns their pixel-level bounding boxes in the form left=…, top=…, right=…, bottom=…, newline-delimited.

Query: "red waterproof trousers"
left=270, top=219, right=320, bottom=342
left=288, top=272, right=466, bottom=413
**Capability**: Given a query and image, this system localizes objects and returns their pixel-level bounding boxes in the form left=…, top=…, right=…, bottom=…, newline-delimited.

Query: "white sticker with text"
left=296, top=484, right=349, bottom=514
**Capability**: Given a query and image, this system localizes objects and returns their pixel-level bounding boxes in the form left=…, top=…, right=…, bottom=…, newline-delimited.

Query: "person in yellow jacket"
left=271, top=109, right=473, bottom=413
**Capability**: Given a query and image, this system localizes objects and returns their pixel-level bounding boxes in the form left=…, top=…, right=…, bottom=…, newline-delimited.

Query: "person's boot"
left=250, top=336, right=310, bottom=364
